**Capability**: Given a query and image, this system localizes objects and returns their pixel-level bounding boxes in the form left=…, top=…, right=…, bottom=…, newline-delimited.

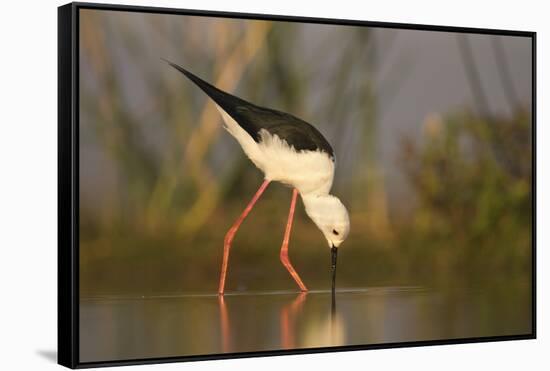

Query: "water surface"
left=80, top=286, right=531, bottom=362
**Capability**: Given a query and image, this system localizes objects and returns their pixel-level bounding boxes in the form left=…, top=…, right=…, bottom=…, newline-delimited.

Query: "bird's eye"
left=332, top=229, right=339, bottom=236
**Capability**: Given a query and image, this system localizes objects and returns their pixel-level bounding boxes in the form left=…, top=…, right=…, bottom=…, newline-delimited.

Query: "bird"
left=165, top=60, right=350, bottom=295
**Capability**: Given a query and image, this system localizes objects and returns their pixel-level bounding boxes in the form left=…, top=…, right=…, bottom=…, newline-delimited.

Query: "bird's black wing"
left=233, top=104, right=334, bottom=159
left=165, top=60, right=334, bottom=159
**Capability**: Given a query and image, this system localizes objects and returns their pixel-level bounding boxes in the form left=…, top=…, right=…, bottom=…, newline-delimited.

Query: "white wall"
left=0, top=0, right=545, bottom=370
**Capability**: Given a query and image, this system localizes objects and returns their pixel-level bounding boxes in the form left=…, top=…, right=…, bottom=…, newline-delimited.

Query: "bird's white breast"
left=216, top=105, right=335, bottom=195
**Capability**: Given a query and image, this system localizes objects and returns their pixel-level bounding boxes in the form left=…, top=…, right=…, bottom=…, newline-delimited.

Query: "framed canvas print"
left=58, top=2, right=536, bottom=368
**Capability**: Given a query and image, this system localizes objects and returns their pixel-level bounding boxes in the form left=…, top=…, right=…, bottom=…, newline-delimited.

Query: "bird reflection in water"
left=330, top=290, right=341, bottom=345
left=280, top=292, right=307, bottom=348
left=302, top=293, right=345, bottom=347
left=218, top=295, right=231, bottom=352
left=218, top=291, right=345, bottom=352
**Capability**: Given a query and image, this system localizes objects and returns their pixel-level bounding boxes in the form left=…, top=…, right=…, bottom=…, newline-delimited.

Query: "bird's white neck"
left=300, top=192, right=335, bottom=214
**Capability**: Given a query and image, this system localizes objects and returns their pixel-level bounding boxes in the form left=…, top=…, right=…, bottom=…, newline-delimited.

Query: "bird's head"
left=302, top=194, right=349, bottom=291
left=302, top=194, right=350, bottom=248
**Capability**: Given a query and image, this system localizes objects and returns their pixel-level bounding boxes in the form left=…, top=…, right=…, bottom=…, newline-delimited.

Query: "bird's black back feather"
left=165, top=60, right=334, bottom=159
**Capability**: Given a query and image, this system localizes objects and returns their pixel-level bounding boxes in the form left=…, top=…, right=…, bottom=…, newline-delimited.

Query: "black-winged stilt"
left=166, top=61, right=350, bottom=295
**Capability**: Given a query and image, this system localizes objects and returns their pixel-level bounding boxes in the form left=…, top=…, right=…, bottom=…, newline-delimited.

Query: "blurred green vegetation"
left=78, top=10, right=532, bottom=300
left=396, top=109, right=532, bottom=288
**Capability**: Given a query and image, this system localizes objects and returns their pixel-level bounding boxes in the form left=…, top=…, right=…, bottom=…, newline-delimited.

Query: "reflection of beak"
left=331, top=245, right=338, bottom=292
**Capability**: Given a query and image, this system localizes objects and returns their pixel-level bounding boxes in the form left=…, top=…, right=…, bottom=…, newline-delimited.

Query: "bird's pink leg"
left=280, top=189, right=308, bottom=292
left=219, top=179, right=270, bottom=295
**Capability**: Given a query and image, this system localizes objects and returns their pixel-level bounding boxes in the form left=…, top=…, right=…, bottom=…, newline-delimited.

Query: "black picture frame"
left=58, top=2, right=537, bottom=368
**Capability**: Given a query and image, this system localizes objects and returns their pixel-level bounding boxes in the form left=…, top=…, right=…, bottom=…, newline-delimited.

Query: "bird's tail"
left=162, top=59, right=249, bottom=114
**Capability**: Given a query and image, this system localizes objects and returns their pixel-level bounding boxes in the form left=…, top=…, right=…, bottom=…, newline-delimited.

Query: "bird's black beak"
left=331, top=245, right=338, bottom=293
